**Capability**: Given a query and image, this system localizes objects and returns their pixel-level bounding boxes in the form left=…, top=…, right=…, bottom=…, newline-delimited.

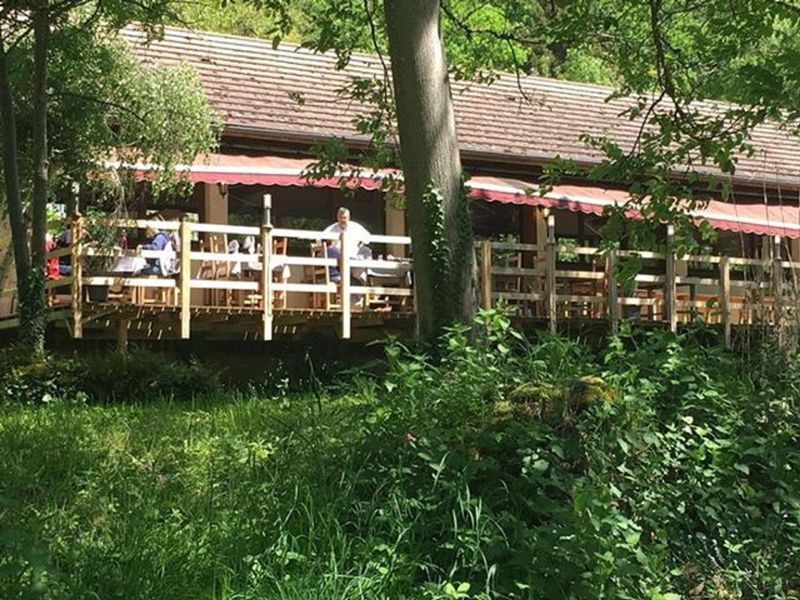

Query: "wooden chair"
left=195, top=238, right=216, bottom=306
left=242, top=237, right=289, bottom=310
left=210, top=234, right=233, bottom=306
left=307, top=242, right=340, bottom=310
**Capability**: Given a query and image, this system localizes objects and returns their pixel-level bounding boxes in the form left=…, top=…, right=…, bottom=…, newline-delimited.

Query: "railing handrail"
left=4, top=216, right=798, bottom=349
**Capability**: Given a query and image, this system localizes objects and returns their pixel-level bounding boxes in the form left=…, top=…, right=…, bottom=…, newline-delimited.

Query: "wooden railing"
left=0, top=197, right=414, bottom=341
left=2, top=206, right=798, bottom=346
left=478, top=220, right=799, bottom=348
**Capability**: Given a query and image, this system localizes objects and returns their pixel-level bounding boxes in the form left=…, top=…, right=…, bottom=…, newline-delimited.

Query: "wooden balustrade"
left=0, top=205, right=414, bottom=341
left=3, top=213, right=799, bottom=348
left=475, top=236, right=800, bottom=348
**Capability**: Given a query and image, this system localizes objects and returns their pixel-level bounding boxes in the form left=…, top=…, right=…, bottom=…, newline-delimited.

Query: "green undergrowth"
left=0, top=313, right=798, bottom=599
left=0, top=347, right=222, bottom=404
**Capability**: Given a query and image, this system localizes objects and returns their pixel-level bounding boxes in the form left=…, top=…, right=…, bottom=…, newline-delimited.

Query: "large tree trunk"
left=23, top=2, right=51, bottom=358
left=384, top=0, right=476, bottom=340
left=0, top=28, right=31, bottom=296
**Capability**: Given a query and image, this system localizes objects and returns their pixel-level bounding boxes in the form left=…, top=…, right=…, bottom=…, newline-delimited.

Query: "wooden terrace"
left=0, top=210, right=796, bottom=348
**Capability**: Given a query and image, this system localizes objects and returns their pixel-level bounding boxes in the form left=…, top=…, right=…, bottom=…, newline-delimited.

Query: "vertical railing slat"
left=480, top=240, right=492, bottom=309
left=546, top=214, right=557, bottom=334
left=773, top=235, right=783, bottom=328
left=720, top=256, right=731, bottom=349
left=261, top=194, right=273, bottom=341
left=665, top=225, right=677, bottom=332
left=179, top=219, right=191, bottom=339
left=607, top=248, right=619, bottom=333
left=341, top=229, right=351, bottom=339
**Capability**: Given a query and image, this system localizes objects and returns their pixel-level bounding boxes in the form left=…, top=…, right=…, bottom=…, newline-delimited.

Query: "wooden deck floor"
left=0, top=303, right=416, bottom=344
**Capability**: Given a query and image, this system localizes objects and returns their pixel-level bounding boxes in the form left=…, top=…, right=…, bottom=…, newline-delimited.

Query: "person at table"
left=320, top=208, right=373, bottom=307
left=323, top=207, right=370, bottom=258
left=137, top=225, right=172, bottom=276
left=45, top=233, right=61, bottom=280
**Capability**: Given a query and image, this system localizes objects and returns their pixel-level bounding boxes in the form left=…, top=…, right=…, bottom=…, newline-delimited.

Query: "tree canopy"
left=0, top=1, right=218, bottom=356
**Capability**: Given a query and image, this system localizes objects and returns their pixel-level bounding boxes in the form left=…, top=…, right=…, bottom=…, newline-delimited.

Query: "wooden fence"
left=0, top=197, right=414, bottom=341
left=2, top=207, right=798, bottom=346
left=478, top=217, right=798, bottom=348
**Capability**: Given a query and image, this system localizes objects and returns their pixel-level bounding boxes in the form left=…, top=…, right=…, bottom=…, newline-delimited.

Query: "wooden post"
left=665, top=225, right=677, bottom=332
left=546, top=214, right=557, bottom=334
left=773, top=235, right=783, bottom=326
left=116, top=318, right=129, bottom=353
left=480, top=239, right=492, bottom=309
left=719, top=256, right=731, bottom=350
left=261, top=194, right=273, bottom=341
left=340, top=228, right=351, bottom=339
left=179, top=219, right=191, bottom=339
left=607, top=249, right=619, bottom=333
left=71, top=215, right=83, bottom=339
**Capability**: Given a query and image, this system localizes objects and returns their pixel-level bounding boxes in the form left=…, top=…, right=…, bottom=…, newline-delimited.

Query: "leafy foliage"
left=0, top=349, right=221, bottom=405
left=3, top=16, right=219, bottom=200
left=1, top=315, right=798, bottom=598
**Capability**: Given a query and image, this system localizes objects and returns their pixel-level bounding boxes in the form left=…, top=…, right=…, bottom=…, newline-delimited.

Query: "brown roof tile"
left=123, top=26, right=800, bottom=188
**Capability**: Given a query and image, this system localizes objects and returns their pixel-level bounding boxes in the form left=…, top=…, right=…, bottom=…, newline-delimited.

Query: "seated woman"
left=137, top=225, right=172, bottom=276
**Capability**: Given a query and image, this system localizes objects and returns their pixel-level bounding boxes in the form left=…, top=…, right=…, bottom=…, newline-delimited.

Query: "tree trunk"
left=383, top=0, right=476, bottom=340
left=24, top=2, right=51, bottom=358
left=0, top=29, right=31, bottom=293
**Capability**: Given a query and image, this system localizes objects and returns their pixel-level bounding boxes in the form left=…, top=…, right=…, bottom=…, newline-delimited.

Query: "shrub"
left=0, top=348, right=220, bottom=404
left=0, top=354, right=84, bottom=405
left=76, top=349, right=221, bottom=402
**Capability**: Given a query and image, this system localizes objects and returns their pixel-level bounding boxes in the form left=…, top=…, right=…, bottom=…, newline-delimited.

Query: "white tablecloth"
left=110, top=255, right=148, bottom=274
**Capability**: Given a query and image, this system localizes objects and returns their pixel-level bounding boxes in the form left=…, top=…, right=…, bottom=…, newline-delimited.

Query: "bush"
left=0, top=354, right=84, bottom=405
left=0, top=348, right=220, bottom=404
left=0, top=312, right=797, bottom=599
left=275, top=313, right=800, bottom=598
left=77, top=349, right=221, bottom=402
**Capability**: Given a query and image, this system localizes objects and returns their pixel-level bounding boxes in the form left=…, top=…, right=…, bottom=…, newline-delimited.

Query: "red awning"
left=124, top=153, right=800, bottom=239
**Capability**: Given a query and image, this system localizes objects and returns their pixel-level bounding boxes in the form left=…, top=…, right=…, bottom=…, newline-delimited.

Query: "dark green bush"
left=76, top=349, right=221, bottom=402
left=0, top=354, right=84, bottom=405
left=0, top=348, right=220, bottom=404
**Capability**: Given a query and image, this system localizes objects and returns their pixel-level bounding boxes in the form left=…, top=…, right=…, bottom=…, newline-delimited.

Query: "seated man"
left=323, top=207, right=370, bottom=260
left=323, top=207, right=371, bottom=284
left=320, top=208, right=373, bottom=307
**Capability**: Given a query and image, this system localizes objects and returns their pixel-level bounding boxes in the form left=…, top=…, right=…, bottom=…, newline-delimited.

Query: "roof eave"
left=222, top=124, right=800, bottom=192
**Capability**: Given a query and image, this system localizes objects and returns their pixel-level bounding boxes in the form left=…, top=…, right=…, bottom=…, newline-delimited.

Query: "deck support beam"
left=116, top=318, right=129, bottom=353
left=546, top=214, right=556, bottom=334
left=179, top=219, right=191, bottom=339
left=261, top=194, right=273, bottom=341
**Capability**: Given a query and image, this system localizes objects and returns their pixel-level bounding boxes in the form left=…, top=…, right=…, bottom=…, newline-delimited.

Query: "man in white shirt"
left=321, top=207, right=371, bottom=304
left=323, top=206, right=370, bottom=257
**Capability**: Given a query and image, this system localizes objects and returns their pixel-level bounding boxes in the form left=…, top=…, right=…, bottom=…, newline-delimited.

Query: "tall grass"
left=1, top=313, right=799, bottom=599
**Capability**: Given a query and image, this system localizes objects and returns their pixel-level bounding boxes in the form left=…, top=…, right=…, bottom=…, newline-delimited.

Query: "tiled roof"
left=123, top=26, right=800, bottom=188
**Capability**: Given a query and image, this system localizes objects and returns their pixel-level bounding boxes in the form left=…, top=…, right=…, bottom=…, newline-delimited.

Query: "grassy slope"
left=1, top=324, right=799, bottom=599
left=0, top=396, right=384, bottom=599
